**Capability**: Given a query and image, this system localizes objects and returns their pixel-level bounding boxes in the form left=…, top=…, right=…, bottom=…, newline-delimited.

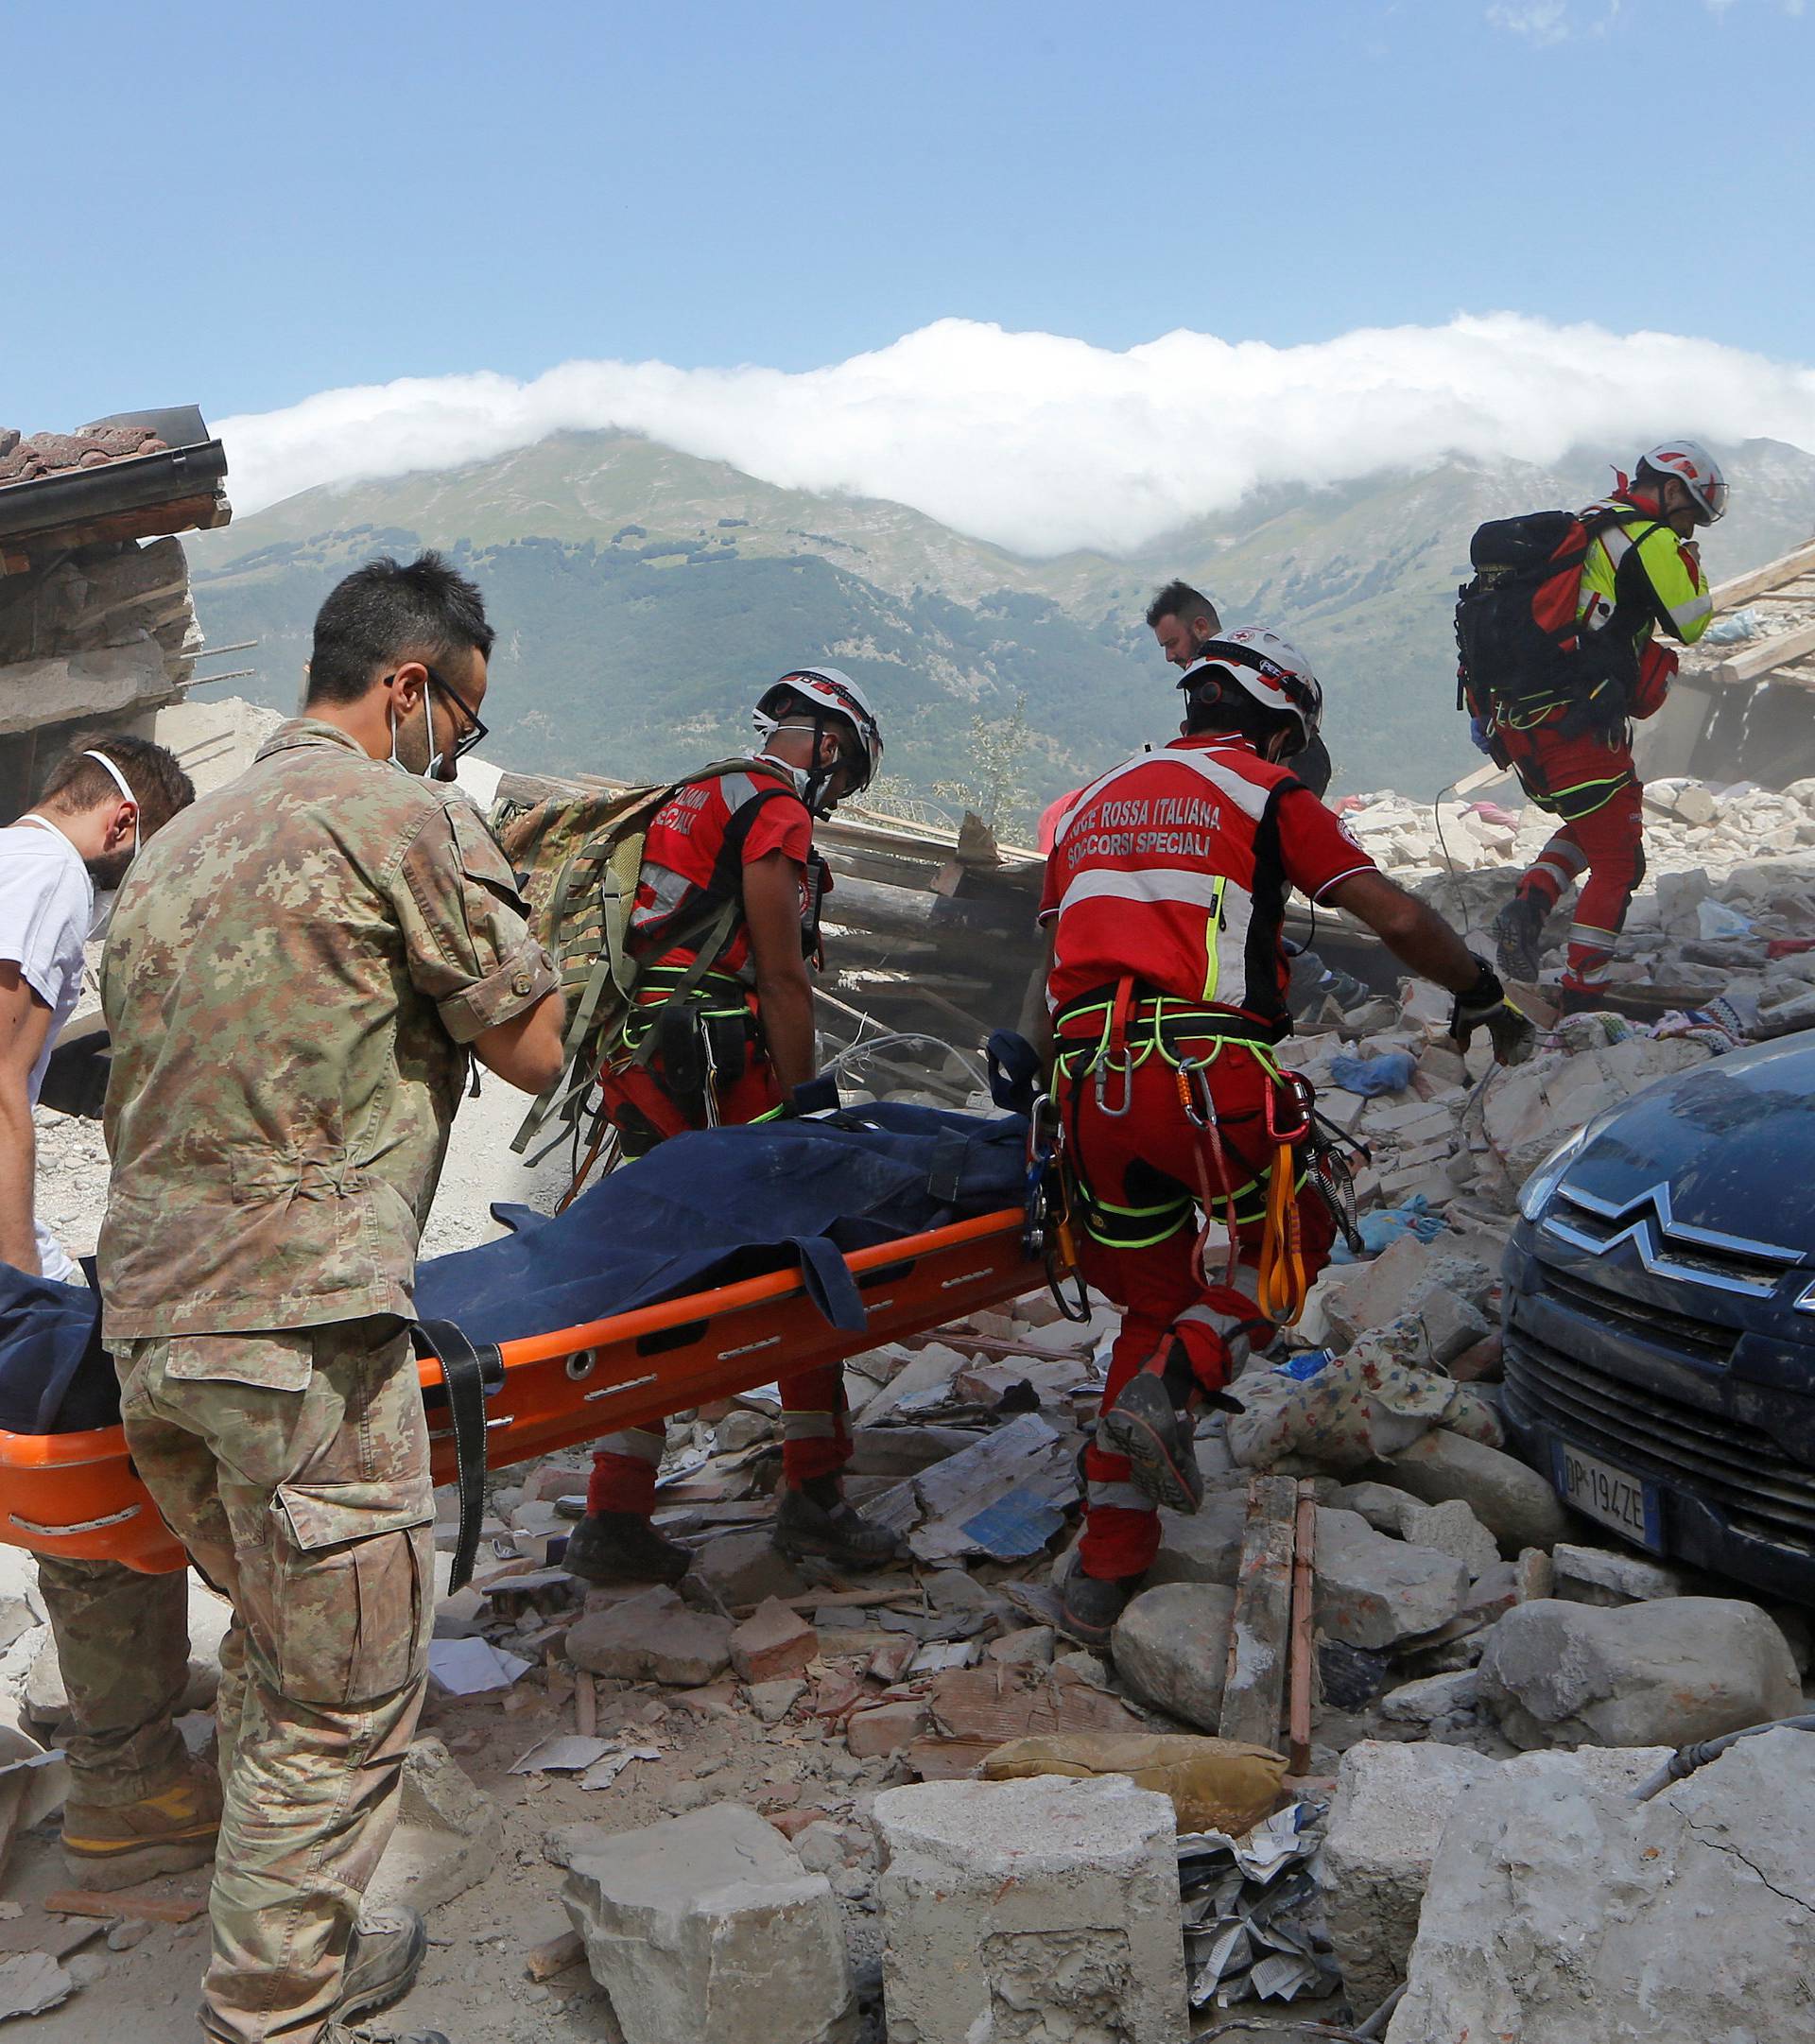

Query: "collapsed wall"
left=0, top=408, right=232, bottom=817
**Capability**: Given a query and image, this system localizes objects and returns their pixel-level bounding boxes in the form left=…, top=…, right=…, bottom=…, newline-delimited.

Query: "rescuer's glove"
left=1449, top=958, right=1537, bottom=1067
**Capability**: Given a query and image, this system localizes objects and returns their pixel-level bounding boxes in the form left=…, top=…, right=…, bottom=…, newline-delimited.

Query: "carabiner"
left=1094, top=1048, right=1134, bottom=1118
left=1176, top=1056, right=1217, bottom=1130
left=1264, top=1069, right=1314, bottom=1147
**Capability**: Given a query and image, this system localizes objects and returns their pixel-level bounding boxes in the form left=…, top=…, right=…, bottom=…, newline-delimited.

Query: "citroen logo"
left=1541, top=1183, right=1801, bottom=1299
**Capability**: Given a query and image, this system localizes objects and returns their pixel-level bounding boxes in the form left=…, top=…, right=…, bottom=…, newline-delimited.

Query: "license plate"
left=1551, top=1440, right=1666, bottom=1553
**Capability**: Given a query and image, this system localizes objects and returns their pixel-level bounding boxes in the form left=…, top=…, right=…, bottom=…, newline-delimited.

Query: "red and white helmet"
left=753, top=667, right=885, bottom=814
left=1178, top=626, right=1323, bottom=753
left=1637, top=441, right=1728, bottom=525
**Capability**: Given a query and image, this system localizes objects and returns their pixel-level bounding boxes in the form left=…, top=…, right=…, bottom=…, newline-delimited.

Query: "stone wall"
left=0, top=538, right=203, bottom=812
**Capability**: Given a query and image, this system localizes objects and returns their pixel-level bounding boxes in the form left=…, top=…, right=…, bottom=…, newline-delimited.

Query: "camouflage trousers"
left=34, top=1551, right=191, bottom=1806
left=115, top=1316, right=435, bottom=2044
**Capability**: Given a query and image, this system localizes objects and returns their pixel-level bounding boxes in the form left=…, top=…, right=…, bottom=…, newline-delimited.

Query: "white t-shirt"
left=0, top=819, right=95, bottom=1283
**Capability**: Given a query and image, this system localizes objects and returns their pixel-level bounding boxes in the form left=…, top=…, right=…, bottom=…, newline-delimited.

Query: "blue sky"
left=7, top=0, right=1812, bottom=544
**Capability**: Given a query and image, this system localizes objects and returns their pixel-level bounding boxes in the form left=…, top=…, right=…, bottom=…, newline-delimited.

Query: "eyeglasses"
left=424, top=666, right=490, bottom=763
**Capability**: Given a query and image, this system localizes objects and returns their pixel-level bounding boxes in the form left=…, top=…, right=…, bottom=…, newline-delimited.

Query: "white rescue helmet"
left=1637, top=441, right=1728, bottom=525
left=753, top=667, right=885, bottom=816
left=1178, top=626, right=1323, bottom=754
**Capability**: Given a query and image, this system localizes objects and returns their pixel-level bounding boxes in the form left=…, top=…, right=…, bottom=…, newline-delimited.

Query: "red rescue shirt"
left=629, top=762, right=825, bottom=980
left=1038, top=735, right=1374, bottom=1025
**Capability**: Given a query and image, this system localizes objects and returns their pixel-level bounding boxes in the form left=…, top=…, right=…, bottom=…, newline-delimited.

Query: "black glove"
left=1449, top=959, right=1537, bottom=1067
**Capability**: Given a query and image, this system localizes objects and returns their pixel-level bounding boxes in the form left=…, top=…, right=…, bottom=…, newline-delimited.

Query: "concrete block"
left=562, top=1801, right=855, bottom=2044
left=1110, top=1583, right=1236, bottom=1732
left=567, top=1585, right=733, bottom=1687
left=693, top=1531, right=808, bottom=1607
left=1398, top=1498, right=1500, bottom=1580
left=1385, top=1738, right=1809, bottom=2043
left=366, top=1736, right=501, bottom=1914
left=1320, top=1740, right=1497, bottom=2021
left=1388, top=1429, right=1572, bottom=1553
left=873, top=1775, right=1187, bottom=2044
left=1379, top=1667, right=1480, bottom=1725
left=1548, top=1542, right=1696, bottom=1605
left=1140, top=1487, right=1250, bottom=1590
left=1478, top=1596, right=1802, bottom=1748
left=1419, top=1287, right=1493, bottom=1368
left=1314, top=1508, right=1468, bottom=1650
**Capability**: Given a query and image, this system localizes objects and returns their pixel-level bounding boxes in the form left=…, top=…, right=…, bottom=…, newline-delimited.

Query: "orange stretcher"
left=0, top=1209, right=1042, bottom=1574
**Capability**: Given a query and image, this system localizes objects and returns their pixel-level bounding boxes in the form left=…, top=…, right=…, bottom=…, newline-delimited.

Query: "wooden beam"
left=1287, top=1480, right=1318, bottom=1776
left=1219, top=1474, right=1297, bottom=1754
left=1708, top=539, right=1815, bottom=613
left=1711, top=617, right=1815, bottom=688
left=0, top=491, right=231, bottom=574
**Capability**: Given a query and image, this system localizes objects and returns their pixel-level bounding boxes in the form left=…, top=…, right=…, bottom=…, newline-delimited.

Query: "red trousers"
left=586, top=1048, right=851, bottom=1517
left=1059, top=1038, right=1334, bottom=1581
left=1503, top=724, right=1645, bottom=996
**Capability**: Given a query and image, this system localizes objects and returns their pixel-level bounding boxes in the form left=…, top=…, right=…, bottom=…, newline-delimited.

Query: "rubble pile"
left=1345, top=774, right=1815, bottom=1019
left=2, top=765, right=1812, bottom=2038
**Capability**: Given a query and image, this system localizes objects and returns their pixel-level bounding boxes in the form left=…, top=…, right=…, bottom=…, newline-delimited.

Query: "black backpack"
left=1454, top=508, right=1643, bottom=734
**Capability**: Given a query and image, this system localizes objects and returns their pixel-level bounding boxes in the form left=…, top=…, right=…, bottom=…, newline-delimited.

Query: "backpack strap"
left=621, top=781, right=797, bottom=1071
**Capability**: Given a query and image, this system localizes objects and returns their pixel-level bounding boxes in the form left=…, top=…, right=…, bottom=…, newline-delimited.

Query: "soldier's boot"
left=562, top=1510, right=690, bottom=1585
left=334, top=1905, right=429, bottom=2028
left=773, top=1481, right=901, bottom=1570
left=60, top=1755, right=222, bottom=1889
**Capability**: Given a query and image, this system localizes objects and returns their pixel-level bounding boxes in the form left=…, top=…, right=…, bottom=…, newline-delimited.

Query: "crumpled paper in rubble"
left=1179, top=1800, right=1340, bottom=2009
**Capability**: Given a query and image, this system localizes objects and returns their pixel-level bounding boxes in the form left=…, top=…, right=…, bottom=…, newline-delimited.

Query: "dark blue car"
left=1502, top=1033, right=1815, bottom=1607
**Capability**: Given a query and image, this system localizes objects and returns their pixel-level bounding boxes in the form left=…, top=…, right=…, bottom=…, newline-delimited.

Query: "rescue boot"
left=1557, top=984, right=1612, bottom=1017
left=1492, top=891, right=1547, bottom=983
left=773, top=1481, right=902, bottom=1569
left=334, top=1904, right=429, bottom=2028
left=562, top=1510, right=691, bottom=1586
left=1054, top=1565, right=1141, bottom=1650
left=60, top=1754, right=222, bottom=1889
left=1099, top=1371, right=1205, bottom=1516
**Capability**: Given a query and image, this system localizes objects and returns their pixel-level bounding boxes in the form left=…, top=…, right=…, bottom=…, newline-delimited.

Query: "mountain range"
left=186, top=430, right=1815, bottom=823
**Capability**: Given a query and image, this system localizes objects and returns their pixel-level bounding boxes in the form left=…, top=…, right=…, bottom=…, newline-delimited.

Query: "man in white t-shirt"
left=0, top=734, right=221, bottom=1887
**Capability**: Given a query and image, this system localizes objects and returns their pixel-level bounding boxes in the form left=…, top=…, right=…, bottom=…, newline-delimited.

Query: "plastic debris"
left=1328, top=1050, right=1417, bottom=1098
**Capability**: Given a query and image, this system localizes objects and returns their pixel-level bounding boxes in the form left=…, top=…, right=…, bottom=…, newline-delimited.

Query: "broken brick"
left=729, top=1597, right=818, bottom=1685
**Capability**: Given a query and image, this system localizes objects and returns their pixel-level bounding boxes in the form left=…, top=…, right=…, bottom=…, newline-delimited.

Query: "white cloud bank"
left=220, top=313, right=1815, bottom=558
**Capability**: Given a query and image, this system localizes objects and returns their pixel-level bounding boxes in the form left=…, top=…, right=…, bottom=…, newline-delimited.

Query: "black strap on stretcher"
left=410, top=1318, right=504, bottom=1594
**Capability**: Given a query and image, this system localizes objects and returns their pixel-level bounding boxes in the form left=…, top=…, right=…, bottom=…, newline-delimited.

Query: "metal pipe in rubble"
left=1630, top=1714, right=1815, bottom=1802
left=1354, top=1983, right=1407, bottom=2038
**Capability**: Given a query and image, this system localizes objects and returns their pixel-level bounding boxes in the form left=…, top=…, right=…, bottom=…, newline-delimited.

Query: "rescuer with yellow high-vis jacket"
left=1487, top=442, right=1723, bottom=1010
left=1035, top=629, right=1535, bottom=1647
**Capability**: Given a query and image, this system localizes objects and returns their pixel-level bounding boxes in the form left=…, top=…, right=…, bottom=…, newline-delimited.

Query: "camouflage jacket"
left=97, top=719, right=556, bottom=1339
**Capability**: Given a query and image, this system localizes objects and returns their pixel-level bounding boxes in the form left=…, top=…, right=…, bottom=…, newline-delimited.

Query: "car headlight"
left=1517, top=1125, right=1591, bottom=1222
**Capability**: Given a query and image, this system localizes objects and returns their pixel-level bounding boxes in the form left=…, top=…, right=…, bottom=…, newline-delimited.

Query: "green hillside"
left=187, top=432, right=1815, bottom=813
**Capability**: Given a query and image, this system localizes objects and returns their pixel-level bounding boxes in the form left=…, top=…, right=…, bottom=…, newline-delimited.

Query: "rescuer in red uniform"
left=564, top=669, right=904, bottom=1585
left=1036, top=628, right=1536, bottom=1643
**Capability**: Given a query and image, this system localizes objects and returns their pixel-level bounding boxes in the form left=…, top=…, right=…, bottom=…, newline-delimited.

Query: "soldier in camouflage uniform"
left=98, top=554, right=563, bottom=2044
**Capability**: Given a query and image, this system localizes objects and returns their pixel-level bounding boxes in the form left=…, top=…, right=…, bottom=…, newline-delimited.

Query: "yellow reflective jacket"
left=1577, top=494, right=1714, bottom=652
